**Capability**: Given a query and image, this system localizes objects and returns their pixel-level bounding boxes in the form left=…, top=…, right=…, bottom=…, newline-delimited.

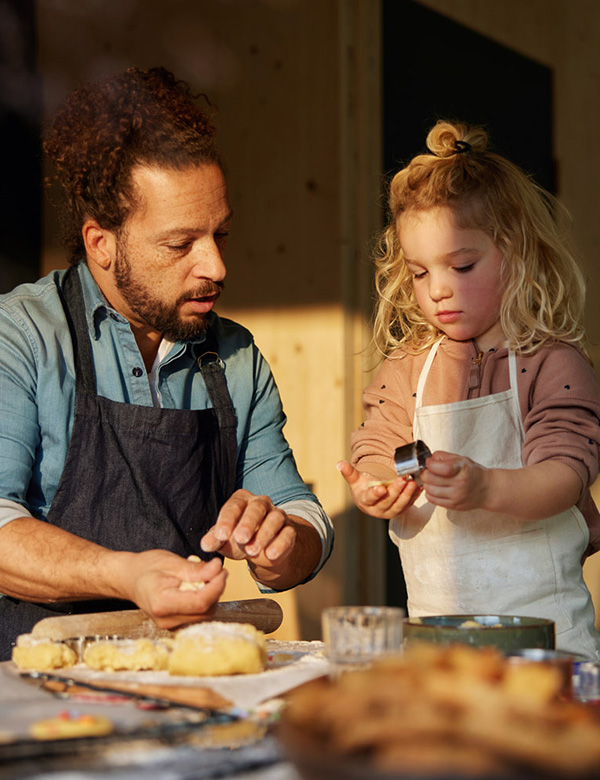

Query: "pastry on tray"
left=169, top=621, right=267, bottom=676
left=12, top=620, right=267, bottom=677
left=83, top=637, right=172, bottom=672
left=11, top=634, right=77, bottom=671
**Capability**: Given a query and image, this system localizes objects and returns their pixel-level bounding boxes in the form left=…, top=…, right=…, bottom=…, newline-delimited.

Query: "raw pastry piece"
left=83, top=637, right=171, bottom=672
left=12, top=634, right=77, bottom=671
left=179, top=554, right=207, bottom=591
left=169, top=621, right=266, bottom=676
left=367, top=479, right=396, bottom=488
left=30, top=710, right=113, bottom=740
left=179, top=580, right=206, bottom=591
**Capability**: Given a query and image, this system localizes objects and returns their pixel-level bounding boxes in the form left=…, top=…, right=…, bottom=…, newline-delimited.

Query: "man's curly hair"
left=43, top=66, right=221, bottom=264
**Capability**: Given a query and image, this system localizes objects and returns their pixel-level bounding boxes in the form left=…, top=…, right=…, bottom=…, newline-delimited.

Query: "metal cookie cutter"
left=394, top=440, right=431, bottom=485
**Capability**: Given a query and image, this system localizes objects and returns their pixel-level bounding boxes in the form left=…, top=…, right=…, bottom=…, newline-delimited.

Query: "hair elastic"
left=454, top=140, right=472, bottom=154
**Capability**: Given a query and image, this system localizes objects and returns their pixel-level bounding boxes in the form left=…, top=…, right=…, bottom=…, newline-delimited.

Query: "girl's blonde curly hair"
left=373, top=120, right=587, bottom=358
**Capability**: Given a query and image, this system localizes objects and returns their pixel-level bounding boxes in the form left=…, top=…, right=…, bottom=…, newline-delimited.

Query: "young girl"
left=339, top=120, right=600, bottom=659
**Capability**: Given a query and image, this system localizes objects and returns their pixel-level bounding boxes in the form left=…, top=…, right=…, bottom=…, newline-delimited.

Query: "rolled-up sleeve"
left=0, top=305, right=40, bottom=512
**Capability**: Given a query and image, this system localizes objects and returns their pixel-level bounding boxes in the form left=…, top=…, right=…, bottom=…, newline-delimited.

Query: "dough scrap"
left=179, top=554, right=207, bottom=591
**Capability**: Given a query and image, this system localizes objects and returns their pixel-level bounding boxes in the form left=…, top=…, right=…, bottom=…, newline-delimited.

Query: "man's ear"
left=82, top=220, right=117, bottom=270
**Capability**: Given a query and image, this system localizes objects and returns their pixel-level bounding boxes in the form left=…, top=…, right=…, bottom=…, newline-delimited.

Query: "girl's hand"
left=337, top=461, right=422, bottom=519
left=421, top=451, right=490, bottom=510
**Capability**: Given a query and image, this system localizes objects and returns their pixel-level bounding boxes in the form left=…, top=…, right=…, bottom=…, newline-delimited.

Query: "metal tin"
left=394, top=440, right=431, bottom=485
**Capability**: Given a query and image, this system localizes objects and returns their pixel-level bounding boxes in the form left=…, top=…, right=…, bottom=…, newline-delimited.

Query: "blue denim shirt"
left=0, top=263, right=333, bottom=576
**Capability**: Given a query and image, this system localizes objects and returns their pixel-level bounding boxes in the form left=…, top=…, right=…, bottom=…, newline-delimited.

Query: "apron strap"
left=414, top=338, right=442, bottom=408
left=58, top=266, right=97, bottom=395
left=507, top=350, right=526, bottom=439
left=413, top=338, right=443, bottom=438
left=194, top=337, right=238, bottom=498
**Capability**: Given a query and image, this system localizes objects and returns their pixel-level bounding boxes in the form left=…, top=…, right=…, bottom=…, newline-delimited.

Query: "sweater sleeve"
left=350, top=353, right=419, bottom=476
left=521, top=343, right=600, bottom=493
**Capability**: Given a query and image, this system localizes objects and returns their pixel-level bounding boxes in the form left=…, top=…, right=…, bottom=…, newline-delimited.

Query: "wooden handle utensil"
left=30, top=598, right=283, bottom=640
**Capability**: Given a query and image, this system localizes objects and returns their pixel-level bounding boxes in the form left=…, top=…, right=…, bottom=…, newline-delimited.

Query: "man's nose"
left=191, top=240, right=227, bottom=282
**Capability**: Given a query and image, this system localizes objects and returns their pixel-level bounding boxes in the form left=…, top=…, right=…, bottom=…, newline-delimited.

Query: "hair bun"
left=426, top=120, right=489, bottom=158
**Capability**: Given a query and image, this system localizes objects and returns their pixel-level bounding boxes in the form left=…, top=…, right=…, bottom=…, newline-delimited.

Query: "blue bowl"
left=402, top=614, right=555, bottom=653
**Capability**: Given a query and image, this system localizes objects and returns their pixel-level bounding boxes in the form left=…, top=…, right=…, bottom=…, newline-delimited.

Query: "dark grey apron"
left=0, top=266, right=237, bottom=659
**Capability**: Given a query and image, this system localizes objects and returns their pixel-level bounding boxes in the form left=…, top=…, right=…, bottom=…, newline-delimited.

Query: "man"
left=0, top=67, right=333, bottom=659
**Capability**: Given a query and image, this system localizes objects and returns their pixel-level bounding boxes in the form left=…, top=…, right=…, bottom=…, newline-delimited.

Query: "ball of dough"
left=169, top=621, right=266, bottom=676
left=12, top=634, right=77, bottom=671
left=83, top=637, right=171, bottom=672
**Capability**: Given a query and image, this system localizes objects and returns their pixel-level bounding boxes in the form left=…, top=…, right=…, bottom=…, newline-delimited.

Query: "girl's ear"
left=82, top=220, right=117, bottom=270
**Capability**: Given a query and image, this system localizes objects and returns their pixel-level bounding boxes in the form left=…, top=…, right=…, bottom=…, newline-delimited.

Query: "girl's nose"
left=429, top=275, right=452, bottom=301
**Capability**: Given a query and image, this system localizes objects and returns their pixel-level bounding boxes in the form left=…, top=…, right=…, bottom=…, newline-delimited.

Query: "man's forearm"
left=0, top=516, right=132, bottom=602
left=248, top=515, right=322, bottom=591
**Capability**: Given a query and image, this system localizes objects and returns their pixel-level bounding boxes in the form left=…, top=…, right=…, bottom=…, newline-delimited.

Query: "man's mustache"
left=182, top=281, right=225, bottom=301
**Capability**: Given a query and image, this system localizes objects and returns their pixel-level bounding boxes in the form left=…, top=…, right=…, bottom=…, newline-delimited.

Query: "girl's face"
left=398, top=206, right=505, bottom=352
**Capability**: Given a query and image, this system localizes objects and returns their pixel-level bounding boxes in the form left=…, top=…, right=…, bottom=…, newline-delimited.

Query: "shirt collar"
left=74, top=262, right=212, bottom=354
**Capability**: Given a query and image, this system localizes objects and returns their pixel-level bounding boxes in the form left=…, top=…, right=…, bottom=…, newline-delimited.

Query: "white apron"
left=389, top=339, right=600, bottom=660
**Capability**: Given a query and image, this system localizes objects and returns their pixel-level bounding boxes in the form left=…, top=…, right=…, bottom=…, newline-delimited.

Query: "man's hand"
left=117, top=549, right=228, bottom=630
left=200, top=489, right=295, bottom=564
left=0, top=517, right=229, bottom=634
left=337, top=461, right=422, bottom=519
left=199, top=489, right=321, bottom=590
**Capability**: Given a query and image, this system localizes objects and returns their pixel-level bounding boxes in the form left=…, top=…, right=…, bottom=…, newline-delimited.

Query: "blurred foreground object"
left=279, top=642, right=600, bottom=778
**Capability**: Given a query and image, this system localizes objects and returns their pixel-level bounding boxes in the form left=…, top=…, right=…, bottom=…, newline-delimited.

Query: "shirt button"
left=132, top=366, right=143, bottom=377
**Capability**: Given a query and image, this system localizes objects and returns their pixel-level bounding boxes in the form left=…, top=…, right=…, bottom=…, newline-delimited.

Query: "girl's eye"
left=455, top=263, right=475, bottom=273
left=412, top=270, right=427, bottom=280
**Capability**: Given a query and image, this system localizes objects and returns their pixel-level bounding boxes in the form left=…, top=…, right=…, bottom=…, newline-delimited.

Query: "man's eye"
left=455, top=263, right=475, bottom=273
left=214, top=232, right=229, bottom=242
left=168, top=242, right=192, bottom=252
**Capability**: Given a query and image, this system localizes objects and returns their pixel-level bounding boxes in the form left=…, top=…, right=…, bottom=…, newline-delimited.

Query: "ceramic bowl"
left=402, top=614, right=555, bottom=653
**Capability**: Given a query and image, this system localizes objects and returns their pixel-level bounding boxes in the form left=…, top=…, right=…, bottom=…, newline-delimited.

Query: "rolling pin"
left=30, top=598, right=283, bottom=640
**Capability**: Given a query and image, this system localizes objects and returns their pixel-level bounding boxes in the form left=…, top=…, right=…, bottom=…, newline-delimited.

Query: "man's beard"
left=114, top=245, right=223, bottom=342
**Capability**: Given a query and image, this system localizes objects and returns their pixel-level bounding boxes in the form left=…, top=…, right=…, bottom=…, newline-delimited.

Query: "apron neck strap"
left=415, top=338, right=443, bottom=408
left=194, top=335, right=235, bottom=421
left=58, top=266, right=97, bottom=395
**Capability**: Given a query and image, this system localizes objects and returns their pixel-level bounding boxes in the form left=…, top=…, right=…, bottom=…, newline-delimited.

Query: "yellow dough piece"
left=169, top=621, right=267, bottom=676
left=12, top=634, right=77, bottom=671
left=179, top=554, right=207, bottom=591
left=83, top=637, right=171, bottom=672
left=30, top=711, right=113, bottom=740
